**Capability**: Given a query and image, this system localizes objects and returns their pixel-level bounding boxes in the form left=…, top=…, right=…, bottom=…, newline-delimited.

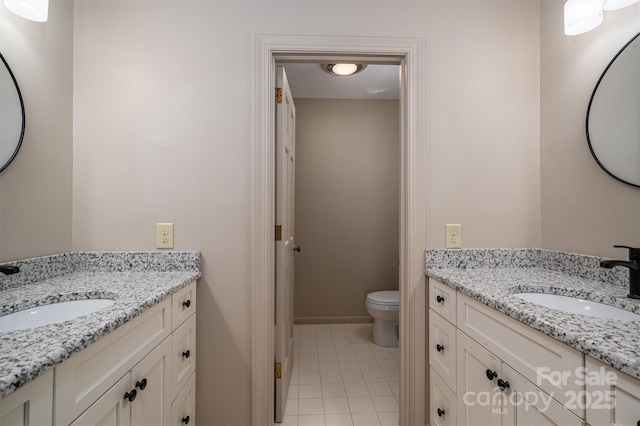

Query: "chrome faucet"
left=600, top=245, right=640, bottom=299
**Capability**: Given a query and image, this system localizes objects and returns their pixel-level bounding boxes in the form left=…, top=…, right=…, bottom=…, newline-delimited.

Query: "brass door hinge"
left=275, top=88, right=283, bottom=104
left=275, top=225, right=282, bottom=241
left=275, top=362, right=282, bottom=379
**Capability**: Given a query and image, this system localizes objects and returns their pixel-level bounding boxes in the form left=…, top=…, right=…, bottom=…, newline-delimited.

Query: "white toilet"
left=365, top=291, right=399, bottom=347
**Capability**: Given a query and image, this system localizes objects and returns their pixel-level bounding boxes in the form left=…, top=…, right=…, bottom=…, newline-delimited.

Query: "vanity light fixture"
left=564, top=0, right=639, bottom=35
left=564, top=0, right=603, bottom=35
left=604, top=0, right=639, bottom=10
left=321, top=63, right=367, bottom=76
left=4, top=0, right=48, bottom=22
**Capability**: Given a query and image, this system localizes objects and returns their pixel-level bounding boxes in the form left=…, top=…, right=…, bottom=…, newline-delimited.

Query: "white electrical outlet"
left=445, top=224, right=462, bottom=249
left=156, top=223, right=174, bottom=249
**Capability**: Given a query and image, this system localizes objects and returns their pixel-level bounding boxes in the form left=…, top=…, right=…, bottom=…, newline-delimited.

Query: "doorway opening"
left=252, top=35, right=426, bottom=426
left=277, top=61, right=401, bottom=424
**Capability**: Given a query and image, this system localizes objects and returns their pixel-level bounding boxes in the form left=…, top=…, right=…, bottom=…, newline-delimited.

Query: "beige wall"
left=293, top=99, right=399, bottom=322
left=540, top=1, right=640, bottom=259
left=0, top=1, right=73, bottom=262
left=73, top=2, right=540, bottom=424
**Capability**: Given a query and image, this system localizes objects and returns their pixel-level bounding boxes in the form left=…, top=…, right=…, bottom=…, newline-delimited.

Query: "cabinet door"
left=70, top=374, right=131, bottom=426
left=171, top=373, right=196, bottom=426
left=457, top=331, right=503, bottom=426
left=586, top=356, right=640, bottom=426
left=501, top=364, right=582, bottom=426
left=130, top=338, right=172, bottom=426
left=0, top=370, right=53, bottom=426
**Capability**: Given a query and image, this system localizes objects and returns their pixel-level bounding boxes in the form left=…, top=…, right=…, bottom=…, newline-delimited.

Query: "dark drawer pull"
left=182, top=300, right=191, bottom=308
left=182, top=350, right=191, bottom=358
left=182, top=416, right=190, bottom=424
left=124, top=389, right=137, bottom=402
left=437, top=408, right=445, bottom=417
left=436, top=295, right=445, bottom=303
left=486, top=369, right=497, bottom=380
left=436, top=344, right=445, bottom=352
left=135, top=378, right=147, bottom=390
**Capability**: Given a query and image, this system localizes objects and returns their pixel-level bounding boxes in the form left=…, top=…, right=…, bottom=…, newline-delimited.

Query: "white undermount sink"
left=0, top=299, right=115, bottom=332
left=514, top=293, right=640, bottom=321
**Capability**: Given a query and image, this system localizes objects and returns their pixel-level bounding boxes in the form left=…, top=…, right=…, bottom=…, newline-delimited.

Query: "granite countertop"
left=425, top=248, right=640, bottom=381
left=0, top=252, right=201, bottom=399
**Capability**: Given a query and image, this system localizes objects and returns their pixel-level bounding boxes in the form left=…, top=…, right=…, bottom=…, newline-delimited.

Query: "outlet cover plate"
left=445, top=224, right=462, bottom=249
left=156, top=223, right=174, bottom=249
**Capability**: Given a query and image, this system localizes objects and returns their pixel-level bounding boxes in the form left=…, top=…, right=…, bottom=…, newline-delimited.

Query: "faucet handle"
left=614, top=245, right=640, bottom=260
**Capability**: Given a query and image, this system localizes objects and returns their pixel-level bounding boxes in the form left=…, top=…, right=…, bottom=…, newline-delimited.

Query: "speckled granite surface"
left=426, top=248, right=640, bottom=380
left=0, top=252, right=201, bottom=399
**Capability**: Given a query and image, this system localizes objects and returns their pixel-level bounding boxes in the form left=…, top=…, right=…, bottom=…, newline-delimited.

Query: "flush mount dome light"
left=321, top=63, right=367, bottom=76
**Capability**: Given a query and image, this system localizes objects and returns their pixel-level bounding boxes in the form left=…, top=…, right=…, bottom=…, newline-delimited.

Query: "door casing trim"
left=251, top=34, right=426, bottom=426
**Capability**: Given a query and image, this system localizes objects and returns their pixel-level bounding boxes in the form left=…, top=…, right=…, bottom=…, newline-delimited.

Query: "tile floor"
left=281, top=323, right=400, bottom=426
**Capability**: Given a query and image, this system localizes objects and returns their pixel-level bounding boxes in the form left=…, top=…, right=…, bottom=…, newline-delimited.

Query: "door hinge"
left=275, top=362, right=282, bottom=379
left=275, top=87, right=283, bottom=104
left=275, top=225, right=282, bottom=241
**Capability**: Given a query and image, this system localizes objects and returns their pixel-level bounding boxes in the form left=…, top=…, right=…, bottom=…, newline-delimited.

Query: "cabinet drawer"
left=0, top=370, right=53, bottom=426
left=431, top=367, right=457, bottom=426
left=171, top=372, right=196, bottom=426
left=585, top=356, right=640, bottom=426
left=55, top=298, right=171, bottom=426
left=430, top=279, right=456, bottom=324
left=172, top=313, right=196, bottom=399
left=172, top=282, right=196, bottom=330
left=457, top=293, right=583, bottom=417
left=429, top=309, right=457, bottom=392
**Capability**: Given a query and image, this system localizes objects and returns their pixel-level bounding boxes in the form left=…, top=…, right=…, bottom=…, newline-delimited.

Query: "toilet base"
left=372, top=318, right=399, bottom=347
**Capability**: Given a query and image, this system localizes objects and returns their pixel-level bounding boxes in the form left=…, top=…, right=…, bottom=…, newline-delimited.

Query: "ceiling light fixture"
left=564, top=0, right=639, bottom=35
left=321, top=63, right=367, bottom=76
left=4, top=0, right=48, bottom=22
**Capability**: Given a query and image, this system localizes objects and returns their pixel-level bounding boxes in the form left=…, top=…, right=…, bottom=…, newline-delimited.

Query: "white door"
left=274, top=65, right=296, bottom=423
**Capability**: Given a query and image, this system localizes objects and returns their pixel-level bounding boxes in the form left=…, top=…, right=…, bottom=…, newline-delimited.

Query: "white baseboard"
left=294, top=316, right=373, bottom=325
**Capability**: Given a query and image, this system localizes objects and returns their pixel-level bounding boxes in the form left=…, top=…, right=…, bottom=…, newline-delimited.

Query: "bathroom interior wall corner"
left=0, top=1, right=74, bottom=262
left=293, top=99, right=400, bottom=323
left=540, top=1, right=640, bottom=259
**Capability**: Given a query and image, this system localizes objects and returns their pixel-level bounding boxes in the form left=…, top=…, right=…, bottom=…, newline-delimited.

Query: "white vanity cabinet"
left=0, top=280, right=199, bottom=426
left=428, top=278, right=584, bottom=426
left=585, top=357, right=640, bottom=426
left=0, top=370, right=53, bottom=426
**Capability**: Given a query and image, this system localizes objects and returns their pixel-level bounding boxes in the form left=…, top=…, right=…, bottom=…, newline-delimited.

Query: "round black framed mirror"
left=0, top=52, right=25, bottom=174
left=586, top=31, right=640, bottom=188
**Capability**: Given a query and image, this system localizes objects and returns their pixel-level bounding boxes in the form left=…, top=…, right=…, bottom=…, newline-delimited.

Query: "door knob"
left=293, top=245, right=301, bottom=252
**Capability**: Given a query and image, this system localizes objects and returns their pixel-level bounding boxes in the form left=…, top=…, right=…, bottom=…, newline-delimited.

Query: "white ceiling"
left=283, top=63, right=399, bottom=100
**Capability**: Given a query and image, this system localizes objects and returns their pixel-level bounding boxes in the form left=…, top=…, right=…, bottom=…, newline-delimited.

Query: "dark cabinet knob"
left=124, top=389, right=137, bottom=402
left=437, top=408, right=445, bottom=417
left=436, top=344, right=445, bottom=352
left=182, top=416, right=190, bottom=424
left=135, top=378, right=148, bottom=390
left=293, top=245, right=301, bottom=252
left=182, top=300, right=191, bottom=308
left=182, top=350, right=191, bottom=358
left=436, top=295, right=445, bottom=303
left=486, top=369, right=497, bottom=380
left=497, top=378, right=510, bottom=391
